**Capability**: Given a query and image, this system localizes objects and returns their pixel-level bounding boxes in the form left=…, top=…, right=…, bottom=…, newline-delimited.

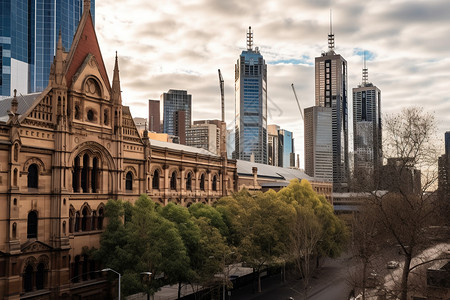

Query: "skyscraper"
left=314, top=23, right=349, bottom=191
left=352, top=57, right=382, bottom=190
left=304, top=106, right=333, bottom=182
left=0, top=0, right=95, bottom=96
left=235, top=27, right=267, bottom=164
left=162, top=89, right=192, bottom=143
left=278, top=129, right=295, bottom=168
left=148, top=99, right=161, bottom=132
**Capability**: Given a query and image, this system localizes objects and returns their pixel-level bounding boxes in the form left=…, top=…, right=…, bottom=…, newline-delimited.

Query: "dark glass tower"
left=314, top=25, right=349, bottom=191
left=352, top=57, right=382, bottom=190
left=0, top=0, right=95, bottom=96
left=235, top=27, right=267, bottom=164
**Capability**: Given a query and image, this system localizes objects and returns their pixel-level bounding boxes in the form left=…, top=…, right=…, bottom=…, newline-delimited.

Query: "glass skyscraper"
left=235, top=27, right=267, bottom=164
left=352, top=63, right=382, bottom=190
left=0, top=0, right=95, bottom=96
left=314, top=29, right=349, bottom=191
left=162, top=89, right=192, bottom=143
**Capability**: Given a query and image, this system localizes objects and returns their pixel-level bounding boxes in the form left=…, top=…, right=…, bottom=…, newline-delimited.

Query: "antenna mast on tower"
left=328, top=10, right=335, bottom=51
left=362, top=51, right=368, bottom=85
left=247, top=26, right=253, bottom=50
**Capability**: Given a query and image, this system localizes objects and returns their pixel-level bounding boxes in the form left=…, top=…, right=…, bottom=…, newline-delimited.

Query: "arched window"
left=27, top=211, right=38, bottom=239
left=81, top=154, right=89, bottom=193
left=27, top=164, right=39, bottom=188
left=13, top=168, right=18, bottom=186
left=186, top=172, right=192, bottom=191
left=74, top=212, right=80, bottom=232
left=170, top=171, right=177, bottom=190
left=97, top=207, right=104, bottom=230
left=72, top=156, right=81, bottom=192
left=69, top=209, right=74, bottom=233
left=152, top=169, right=160, bottom=190
left=125, top=171, right=133, bottom=191
left=200, top=174, right=205, bottom=191
left=23, top=264, right=33, bottom=292
left=36, top=263, right=45, bottom=290
left=12, top=222, right=17, bottom=239
left=81, top=207, right=89, bottom=231
left=91, top=157, right=98, bottom=193
left=212, top=175, right=218, bottom=191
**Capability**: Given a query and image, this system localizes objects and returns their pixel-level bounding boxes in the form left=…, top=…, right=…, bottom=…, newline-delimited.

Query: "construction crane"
left=218, top=69, right=225, bottom=122
left=291, top=83, right=304, bottom=121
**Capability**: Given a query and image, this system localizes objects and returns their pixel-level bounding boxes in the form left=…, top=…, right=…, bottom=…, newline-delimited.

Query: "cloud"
left=95, top=0, right=450, bottom=168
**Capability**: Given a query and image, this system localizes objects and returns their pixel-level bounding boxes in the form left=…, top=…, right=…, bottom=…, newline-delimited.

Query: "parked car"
left=387, top=260, right=400, bottom=269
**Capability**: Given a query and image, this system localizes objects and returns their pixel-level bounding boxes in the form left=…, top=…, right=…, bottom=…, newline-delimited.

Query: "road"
left=232, top=255, right=354, bottom=300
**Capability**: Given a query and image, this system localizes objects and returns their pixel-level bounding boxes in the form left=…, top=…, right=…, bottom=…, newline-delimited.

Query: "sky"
left=95, top=0, right=450, bottom=166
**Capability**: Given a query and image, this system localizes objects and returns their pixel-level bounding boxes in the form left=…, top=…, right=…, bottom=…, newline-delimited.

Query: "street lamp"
left=140, top=272, right=152, bottom=300
left=223, top=251, right=235, bottom=300
left=102, top=268, right=121, bottom=300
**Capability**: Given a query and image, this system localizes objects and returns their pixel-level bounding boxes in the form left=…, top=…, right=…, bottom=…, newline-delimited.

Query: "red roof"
left=65, top=11, right=110, bottom=91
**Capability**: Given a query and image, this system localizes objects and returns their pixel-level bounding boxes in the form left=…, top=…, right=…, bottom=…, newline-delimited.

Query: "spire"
left=11, top=89, right=18, bottom=115
left=83, top=0, right=91, bottom=12
left=328, top=9, right=335, bottom=51
left=111, top=51, right=122, bottom=105
left=247, top=26, right=253, bottom=51
left=55, top=30, right=66, bottom=85
left=362, top=51, right=368, bottom=85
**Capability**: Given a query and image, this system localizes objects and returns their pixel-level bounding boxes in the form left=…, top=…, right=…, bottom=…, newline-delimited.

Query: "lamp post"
left=102, top=268, right=121, bottom=300
left=140, top=272, right=152, bottom=300
left=223, top=251, right=235, bottom=300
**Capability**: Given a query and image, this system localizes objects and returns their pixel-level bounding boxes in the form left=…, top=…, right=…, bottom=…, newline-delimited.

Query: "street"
left=232, top=255, right=354, bottom=300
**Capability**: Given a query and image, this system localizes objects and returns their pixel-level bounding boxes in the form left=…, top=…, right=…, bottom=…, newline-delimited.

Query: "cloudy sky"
left=95, top=0, right=450, bottom=164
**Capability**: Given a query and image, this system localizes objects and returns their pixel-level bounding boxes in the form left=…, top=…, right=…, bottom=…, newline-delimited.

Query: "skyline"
left=95, top=0, right=450, bottom=166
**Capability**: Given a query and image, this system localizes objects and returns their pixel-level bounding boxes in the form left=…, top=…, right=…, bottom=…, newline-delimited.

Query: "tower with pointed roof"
left=352, top=53, right=382, bottom=190
left=313, top=15, right=349, bottom=192
left=235, top=26, right=268, bottom=164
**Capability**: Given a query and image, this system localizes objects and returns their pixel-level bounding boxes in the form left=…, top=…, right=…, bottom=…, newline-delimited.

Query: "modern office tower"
left=278, top=129, right=295, bottom=168
left=304, top=106, right=333, bottom=182
left=0, top=0, right=95, bottom=96
left=187, top=122, right=220, bottom=154
left=268, top=125, right=280, bottom=166
left=314, top=24, right=349, bottom=191
left=148, top=99, right=161, bottom=132
left=438, top=132, right=450, bottom=201
left=162, top=89, right=192, bottom=143
left=352, top=59, right=382, bottom=190
left=133, top=117, right=147, bottom=135
left=193, top=120, right=227, bottom=156
left=235, top=26, right=268, bottom=164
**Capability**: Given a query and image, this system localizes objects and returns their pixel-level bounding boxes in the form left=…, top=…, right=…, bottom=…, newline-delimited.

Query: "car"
left=387, top=260, right=399, bottom=269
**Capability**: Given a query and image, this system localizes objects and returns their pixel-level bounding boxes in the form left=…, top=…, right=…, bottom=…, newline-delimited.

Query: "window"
left=170, top=171, right=177, bottom=190
left=27, top=164, right=39, bottom=188
left=91, top=157, right=98, bottom=193
left=81, top=207, right=88, bottom=231
left=81, top=154, right=89, bottom=193
left=97, top=207, right=104, bottom=230
left=125, top=171, right=133, bottom=191
left=212, top=175, right=217, bottom=191
left=186, top=172, right=192, bottom=191
left=104, top=109, right=109, bottom=125
left=27, top=211, right=38, bottom=239
left=36, top=263, right=45, bottom=290
left=200, top=174, right=205, bottom=191
left=152, top=169, right=160, bottom=189
left=87, top=109, right=94, bottom=121
left=23, top=264, right=33, bottom=292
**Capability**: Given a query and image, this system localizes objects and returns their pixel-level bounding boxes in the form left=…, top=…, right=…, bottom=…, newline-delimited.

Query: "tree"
left=217, top=189, right=294, bottom=293
left=290, top=206, right=322, bottom=300
left=365, top=107, right=442, bottom=300
left=97, top=195, right=190, bottom=297
left=278, top=179, right=348, bottom=260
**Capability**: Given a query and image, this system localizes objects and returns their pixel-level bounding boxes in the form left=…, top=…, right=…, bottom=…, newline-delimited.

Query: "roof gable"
left=65, top=10, right=110, bottom=92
